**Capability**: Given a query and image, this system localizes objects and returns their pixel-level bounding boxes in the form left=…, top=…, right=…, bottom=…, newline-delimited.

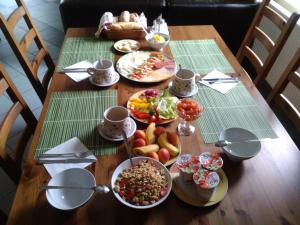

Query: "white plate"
left=219, top=128, right=261, bottom=161
left=116, top=51, right=176, bottom=83
left=168, top=81, right=198, bottom=97
left=89, top=72, right=120, bottom=87
left=46, top=168, right=95, bottom=210
left=114, top=39, right=140, bottom=53
left=111, top=156, right=172, bottom=209
left=97, top=118, right=137, bottom=141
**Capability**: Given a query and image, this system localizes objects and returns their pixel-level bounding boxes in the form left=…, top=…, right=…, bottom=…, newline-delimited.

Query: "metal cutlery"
left=37, top=158, right=97, bottom=164
left=122, top=130, right=133, bottom=166
left=200, top=77, right=239, bottom=84
left=41, top=184, right=110, bottom=193
left=38, top=151, right=93, bottom=159
left=59, top=68, right=90, bottom=73
left=214, top=138, right=271, bottom=147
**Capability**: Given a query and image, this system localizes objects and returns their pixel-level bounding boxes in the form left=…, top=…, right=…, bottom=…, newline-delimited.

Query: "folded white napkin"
left=199, top=70, right=239, bottom=94
left=43, top=137, right=97, bottom=177
left=64, top=61, right=92, bottom=82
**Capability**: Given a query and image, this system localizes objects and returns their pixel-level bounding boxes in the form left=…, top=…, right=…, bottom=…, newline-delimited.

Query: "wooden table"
left=7, top=26, right=300, bottom=225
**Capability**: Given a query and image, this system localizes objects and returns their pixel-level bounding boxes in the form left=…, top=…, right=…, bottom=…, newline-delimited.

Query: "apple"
left=154, top=126, right=166, bottom=136
left=167, top=131, right=178, bottom=146
left=147, top=152, right=159, bottom=161
left=133, top=138, right=146, bottom=147
left=134, top=130, right=146, bottom=140
left=158, top=148, right=170, bottom=164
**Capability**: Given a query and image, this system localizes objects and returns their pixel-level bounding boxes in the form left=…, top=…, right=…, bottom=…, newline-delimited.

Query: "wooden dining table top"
left=7, top=25, right=300, bottom=225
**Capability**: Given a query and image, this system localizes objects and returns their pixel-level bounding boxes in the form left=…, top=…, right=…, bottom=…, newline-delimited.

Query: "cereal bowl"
left=145, top=33, right=170, bottom=51
left=111, top=156, right=172, bottom=209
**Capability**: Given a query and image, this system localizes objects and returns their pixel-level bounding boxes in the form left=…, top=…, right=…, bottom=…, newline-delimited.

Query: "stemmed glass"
left=176, top=98, right=203, bottom=136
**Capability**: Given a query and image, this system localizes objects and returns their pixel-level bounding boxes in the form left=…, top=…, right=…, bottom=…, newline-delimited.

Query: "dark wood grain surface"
left=7, top=26, right=300, bottom=225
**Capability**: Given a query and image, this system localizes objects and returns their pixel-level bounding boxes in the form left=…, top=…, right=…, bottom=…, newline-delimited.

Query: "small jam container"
left=199, top=152, right=223, bottom=171
left=176, top=154, right=199, bottom=182
left=193, top=168, right=220, bottom=200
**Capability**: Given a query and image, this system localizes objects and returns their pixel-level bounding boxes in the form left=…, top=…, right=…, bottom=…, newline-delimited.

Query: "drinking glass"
left=176, top=98, right=203, bottom=136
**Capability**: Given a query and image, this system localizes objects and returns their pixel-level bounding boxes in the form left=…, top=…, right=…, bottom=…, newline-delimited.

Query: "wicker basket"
left=104, top=28, right=146, bottom=40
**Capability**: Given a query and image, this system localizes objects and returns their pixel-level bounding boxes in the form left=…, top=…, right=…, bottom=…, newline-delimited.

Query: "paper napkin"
left=199, top=70, right=239, bottom=94
left=43, top=137, right=97, bottom=177
left=64, top=61, right=92, bottom=82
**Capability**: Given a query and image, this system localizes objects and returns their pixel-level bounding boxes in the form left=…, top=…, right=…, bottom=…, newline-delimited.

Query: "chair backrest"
left=0, top=0, right=55, bottom=102
left=267, top=47, right=300, bottom=132
left=0, top=64, right=37, bottom=184
left=236, top=0, right=300, bottom=87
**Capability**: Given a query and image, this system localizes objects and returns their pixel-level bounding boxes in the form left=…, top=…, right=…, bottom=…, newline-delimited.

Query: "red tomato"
left=149, top=115, right=157, bottom=123
left=133, top=138, right=146, bottom=147
left=134, top=130, right=146, bottom=140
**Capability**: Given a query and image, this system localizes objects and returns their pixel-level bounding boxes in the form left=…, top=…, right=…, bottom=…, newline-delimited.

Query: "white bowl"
left=219, top=128, right=261, bottom=161
left=111, top=156, right=172, bottom=209
left=46, top=168, right=95, bottom=210
left=145, top=33, right=170, bottom=51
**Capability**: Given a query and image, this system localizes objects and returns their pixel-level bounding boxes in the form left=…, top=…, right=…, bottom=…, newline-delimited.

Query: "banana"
left=145, top=122, right=156, bottom=144
left=157, top=133, right=179, bottom=157
left=132, top=144, right=160, bottom=156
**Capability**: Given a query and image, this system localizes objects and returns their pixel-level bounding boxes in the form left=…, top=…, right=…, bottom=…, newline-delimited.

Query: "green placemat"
left=56, top=37, right=114, bottom=71
left=169, top=39, right=235, bottom=74
left=35, top=90, right=118, bottom=158
left=194, top=84, right=278, bottom=142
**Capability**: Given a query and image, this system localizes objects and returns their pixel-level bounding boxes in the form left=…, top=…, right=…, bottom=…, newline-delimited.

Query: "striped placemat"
left=194, top=84, right=278, bottom=142
left=35, top=90, right=118, bottom=158
left=169, top=39, right=235, bottom=74
left=56, top=37, right=114, bottom=71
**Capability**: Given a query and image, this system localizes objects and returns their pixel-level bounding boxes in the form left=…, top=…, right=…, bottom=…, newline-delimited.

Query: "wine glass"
left=176, top=98, right=203, bottom=136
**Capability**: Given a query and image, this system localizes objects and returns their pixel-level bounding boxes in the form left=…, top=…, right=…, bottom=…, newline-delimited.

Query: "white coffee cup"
left=87, top=59, right=116, bottom=84
left=171, top=69, right=200, bottom=96
left=102, top=106, right=131, bottom=139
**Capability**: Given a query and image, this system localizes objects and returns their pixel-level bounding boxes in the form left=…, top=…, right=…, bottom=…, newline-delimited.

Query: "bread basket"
left=104, top=27, right=146, bottom=40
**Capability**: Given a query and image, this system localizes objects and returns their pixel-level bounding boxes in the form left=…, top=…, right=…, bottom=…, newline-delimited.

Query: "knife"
left=59, top=68, right=89, bottom=73
left=201, top=77, right=238, bottom=82
left=37, top=158, right=97, bottom=164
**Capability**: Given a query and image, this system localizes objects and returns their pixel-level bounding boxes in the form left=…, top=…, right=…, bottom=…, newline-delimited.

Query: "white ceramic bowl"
left=46, top=168, right=96, bottom=210
left=145, top=33, right=170, bottom=51
left=219, top=128, right=261, bottom=161
left=111, top=156, right=172, bottom=209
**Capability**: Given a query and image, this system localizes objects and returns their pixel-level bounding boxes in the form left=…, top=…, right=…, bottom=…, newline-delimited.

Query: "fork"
left=38, top=151, right=93, bottom=158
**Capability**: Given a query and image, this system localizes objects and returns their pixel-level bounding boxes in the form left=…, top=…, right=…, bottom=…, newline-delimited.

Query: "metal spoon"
left=214, top=138, right=271, bottom=147
left=41, top=185, right=110, bottom=194
left=38, top=151, right=93, bottom=159
left=122, top=130, right=133, bottom=166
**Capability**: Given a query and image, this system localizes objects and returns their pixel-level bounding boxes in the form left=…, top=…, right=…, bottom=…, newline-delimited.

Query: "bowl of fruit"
left=131, top=122, right=181, bottom=166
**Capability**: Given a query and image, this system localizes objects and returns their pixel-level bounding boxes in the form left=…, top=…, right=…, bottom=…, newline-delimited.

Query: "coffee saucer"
left=168, top=81, right=198, bottom=97
left=89, top=72, right=120, bottom=87
left=97, top=118, right=137, bottom=141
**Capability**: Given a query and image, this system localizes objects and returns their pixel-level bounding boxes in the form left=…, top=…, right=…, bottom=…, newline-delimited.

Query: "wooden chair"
left=236, top=0, right=300, bottom=87
left=267, top=47, right=300, bottom=134
left=0, top=0, right=55, bottom=102
left=0, top=63, right=37, bottom=185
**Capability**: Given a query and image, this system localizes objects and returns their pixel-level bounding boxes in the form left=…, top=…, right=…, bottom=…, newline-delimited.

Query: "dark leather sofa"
left=59, top=0, right=259, bottom=53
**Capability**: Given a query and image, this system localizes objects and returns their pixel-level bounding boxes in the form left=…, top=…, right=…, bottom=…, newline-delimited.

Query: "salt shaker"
left=152, top=14, right=169, bottom=35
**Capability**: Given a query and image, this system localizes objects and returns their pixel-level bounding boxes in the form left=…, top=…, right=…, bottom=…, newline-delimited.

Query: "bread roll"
left=130, top=13, right=139, bottom=22
left=118, top=11, right=130, bottom=22
left=110, top=22, right=141, bottom=30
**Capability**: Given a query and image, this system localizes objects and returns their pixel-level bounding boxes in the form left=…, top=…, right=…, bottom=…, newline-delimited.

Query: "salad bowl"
left=127, top=89, right=178, bottom=124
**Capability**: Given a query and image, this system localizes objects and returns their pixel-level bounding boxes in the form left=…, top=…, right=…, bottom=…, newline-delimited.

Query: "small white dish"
left=168, top=81, right=198, bottom=97
left=97, top=117, right=136, bottom=141
left=111, top=156, right=172, bottom=209
left=46, top=168, right=95, bottom=210
left=219, top=128, right=261, bottom=161
left=114, top=39, right=140, bottom=53
left=89, top=72, right=120, bottom=87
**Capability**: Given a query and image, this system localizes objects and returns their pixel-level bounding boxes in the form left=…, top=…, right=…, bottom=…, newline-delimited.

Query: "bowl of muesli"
left=111, top=156, right=172, bottom=209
